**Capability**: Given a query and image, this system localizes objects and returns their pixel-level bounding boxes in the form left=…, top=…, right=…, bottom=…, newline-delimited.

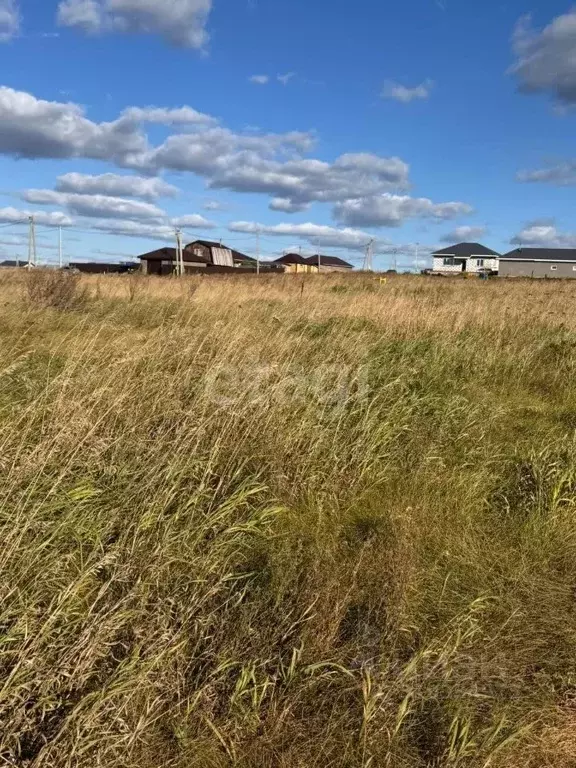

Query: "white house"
left=431, top=243, right=500, bottom=275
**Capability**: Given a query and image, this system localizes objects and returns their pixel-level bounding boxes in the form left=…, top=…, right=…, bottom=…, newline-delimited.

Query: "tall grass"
left=0, top=270, right=576, bottom=766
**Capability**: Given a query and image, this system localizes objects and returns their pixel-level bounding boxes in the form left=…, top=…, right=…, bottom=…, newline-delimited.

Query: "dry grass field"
left=1, top=269, right=576, bottom=767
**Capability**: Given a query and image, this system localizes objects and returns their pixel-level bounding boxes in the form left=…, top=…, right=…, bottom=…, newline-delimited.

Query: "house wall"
left=432, top=257, right=464, bottom=274
left=318, top=265, right=351, bottom=273
left=499, top=260, right=576, bottom=278
left=465, top=256, right=499, bottom=273
left=283, top=263, right=311, bottom=273
left=185, top=243, right=212, bottom=262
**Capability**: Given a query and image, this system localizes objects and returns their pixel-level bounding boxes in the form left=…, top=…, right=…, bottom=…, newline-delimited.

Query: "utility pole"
left=58, top=226, right=63, bottom=269
left=175, top=229, right=184, bottom=276
left=317, top=253, right=321, bottom=273
left=393, top=248, right=398, bottom=272
left=27, top=215, right=37, bottom=268
left=256, top=230, right=260, bottom=275
left=415, top=242, right=420, bottom=274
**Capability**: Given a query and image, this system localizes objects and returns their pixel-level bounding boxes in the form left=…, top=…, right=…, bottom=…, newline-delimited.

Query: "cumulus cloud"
left=22, top=189, right=166, bottom=220
left=511, top=220, right=576, bottom=248
left=440, top=225, right=487, bottom=242
left=57, top=0, right=213, bottom=48
left=511, top=11, right=576, bottom=104
left=187, top=150, right=409, bottom=208
left=382, top=79, right=433, bottom=103
left=171, top=213, right=215, bottom=228
left=0, top=0, right=19, bottom=41
left=203, top=200, right=225, bottom=210
left=0, top=85, right=472, bottom=229
left=55, top=172, right=178, bottom=199
left=120, top=105, right=215, bottom=126
left=0, top=86, right=148, bottom=162
left=517, top=161, right=576, bottom=185
left=249, top=75, right=269, bottom=85
left=0, top=207, right=72, bottom=227
left=86, top=218, right=176, bottom=240
left=269, top=197, right=309, bottom=213
left=334, top=194, right=472, bottom=227
left=228, top=221, right=373, bottom=250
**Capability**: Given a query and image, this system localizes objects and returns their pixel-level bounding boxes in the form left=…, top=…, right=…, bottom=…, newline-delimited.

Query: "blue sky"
left=0, top=0, right=576, bottom=268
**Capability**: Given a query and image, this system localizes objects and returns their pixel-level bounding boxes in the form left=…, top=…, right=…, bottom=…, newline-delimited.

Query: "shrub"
left=25, top=268, right=86, bottom=310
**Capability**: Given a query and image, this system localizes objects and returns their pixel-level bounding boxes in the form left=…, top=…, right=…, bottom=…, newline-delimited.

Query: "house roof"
left=275, top=253, right=309, bottom=264
left=432, top=242, right=500, bottom=258
left=188, top=239, right=223, bottom=249
left=185, top=240, right=254, bottom=263
left=138, top=247, right=210, bottom=263
left=231, top=249, right=255, bottom=263
left=501, top=248, right=576, bottom=262
left=304, top=254, right=353, bottom=268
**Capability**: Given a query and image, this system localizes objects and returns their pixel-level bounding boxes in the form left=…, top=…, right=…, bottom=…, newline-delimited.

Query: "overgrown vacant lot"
left=2, top=270, right=576, bottom=767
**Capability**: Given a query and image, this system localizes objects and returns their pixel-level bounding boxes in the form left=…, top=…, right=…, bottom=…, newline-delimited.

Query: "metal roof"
left=432, top=242, right=500, bottom=258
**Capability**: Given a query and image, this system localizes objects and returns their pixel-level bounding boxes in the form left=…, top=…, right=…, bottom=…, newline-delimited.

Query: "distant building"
left=274, top=253, right=313, bottom=273
left=304, top=255, right=353, bottom=272
left=139, top=247, right=210, bottom=275
left=274, top=253, right=353, bottom=273
left=69, top=262, right=138, bottom=274
left=139, top=242, right=280, bottom=276
left=431, top=243, right=500, bottom=275
left=499, top=248, right=576, bottom=278
left=185, top=240, right=255, bottom=267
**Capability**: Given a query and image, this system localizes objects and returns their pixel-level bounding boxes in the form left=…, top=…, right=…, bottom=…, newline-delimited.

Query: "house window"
left=572, top=266, right=576, bottom=271
left=476, top=259, right=485, bottom=267
left=551, top=265, right=557, bottom=271
left=443, top=257, right=455, bottom=266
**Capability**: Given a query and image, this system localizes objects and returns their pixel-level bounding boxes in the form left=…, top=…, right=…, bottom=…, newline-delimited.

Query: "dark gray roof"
left=275, top=253, right=309, bottom=265
left=304, top=254, right=353, bottom=268
left=432, top=242, right=500, bottom=258
left=501, top=248, right=576, bottom=262
left=138, top=247, right=210, bottom=263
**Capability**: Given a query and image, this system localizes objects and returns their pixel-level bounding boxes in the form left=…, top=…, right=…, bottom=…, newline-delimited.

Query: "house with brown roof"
left=274, top=253, right=314, bottom=273
left=185, top=240, right=255, bottom=267
left=139, top=240, right=258, bottom=275
left=139, top=247, right=209, bottom=275
left=305, top=255, right=353, bottom=272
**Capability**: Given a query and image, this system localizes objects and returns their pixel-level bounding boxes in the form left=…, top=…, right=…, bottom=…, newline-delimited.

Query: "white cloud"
left=86, top=218, right=175, bottom=240
left=57, top=0, right=213, bottom=48
left=269, top=197, right=309, bottom=213
left=382, top=79, right=433, bottom=103
left=203, top=200, right=225, bottom=210
left=55, top=172, right=178, bottom=199
left=22, top=189, right=166, bottom=220
left=121, top=105, right=215, bottom=126
left=171, top=213, right=215, bottom=228
left=0, top=0, right=19, bottom=41
left=277, top=72, right=295, bottom=85
left=334, top=194, right=472, bottom=227
left=517, top=161, right=576, bottom=185
left=511, top=220, right=576, bottom=248
left=228, top=221, right=373, bottom=250
left=0, top=85, right=473, bottom=230
left=440, top=225, right=487, bottom=243
left=0, top=86, right=148, bottom=162
left=249, top=75, right=269, bottom=85
left=0, top=207, right=73, bottom=227
left=511, top=12, right=576, bottom=104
